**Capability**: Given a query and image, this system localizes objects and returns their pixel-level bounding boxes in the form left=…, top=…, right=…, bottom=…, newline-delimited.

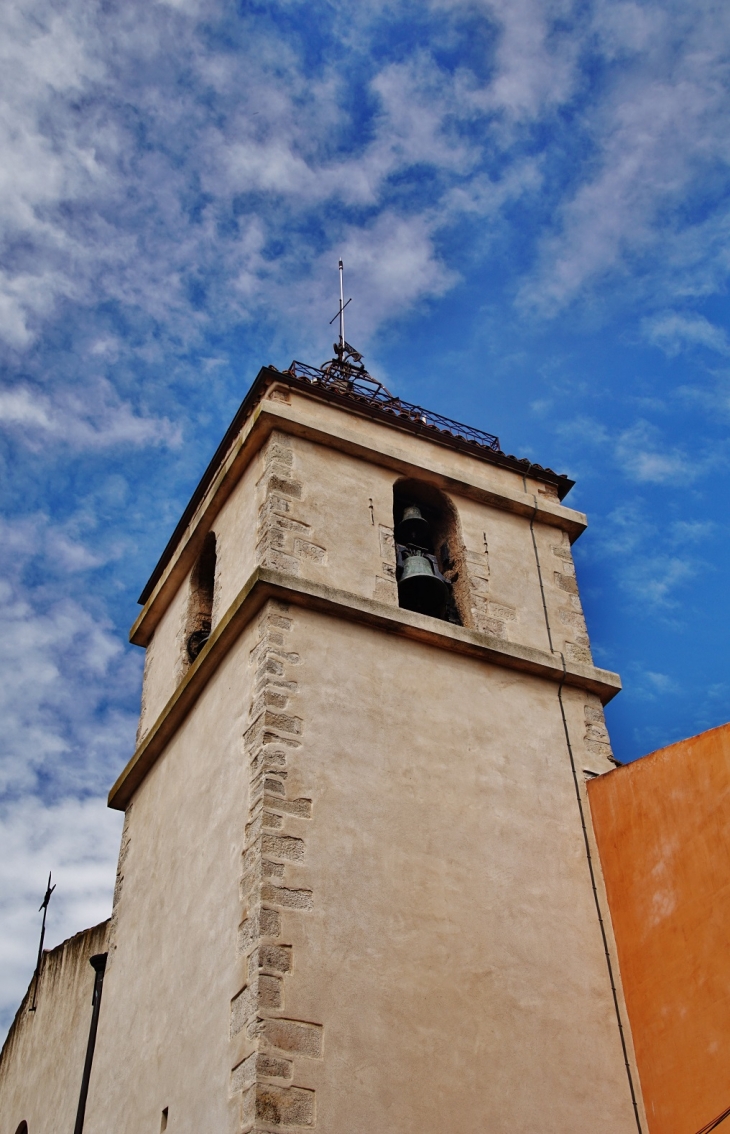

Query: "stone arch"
left=392, top=479, right=469, bottom=625
left=185, top=531, right=217, bottom=662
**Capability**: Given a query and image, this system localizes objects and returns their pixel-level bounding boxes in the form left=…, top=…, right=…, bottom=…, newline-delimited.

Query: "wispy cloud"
left=0, top=382, right=180, bottom=451
left=621, top=553, right=698, bottom=609
left=643, top=312, right=730, bottom=356
left=0, top=581, right=139, bottom=799
left=669, top=519, right=716, bottom=545
left=556, top=414, right=717, bottom=487
left=0, top=513, right=140, bottom=802
left=519, top=2, right=730, bottom=315
left=615, top=421, right=697, bottom=484
left=584, top=501, right=707, bottom=611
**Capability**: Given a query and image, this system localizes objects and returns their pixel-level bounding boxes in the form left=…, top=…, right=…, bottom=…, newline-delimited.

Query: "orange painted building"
left=589, top=722, right=730, bottom=1134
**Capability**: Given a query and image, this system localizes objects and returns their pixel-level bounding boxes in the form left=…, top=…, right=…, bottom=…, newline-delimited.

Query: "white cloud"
left=643, top=671, right=678, bottom=693
left=591, top=2, right=663, bottom=60
left=0, top=382, right=181, bottom=450
left=0, top=513, right=121, bottom=573
left=519, top=1, right=730, bottom=314
left=0, top=0, right=729, bottom=359
left=0, top=510, right=136, bottom=1035
left=669, top=519, right=715, bottom=544
left=0, top=512, right=141, bottom=801
left=643, top=312, right=730, bottom=356
left=0, top=582, right=138, bottom=798
left=312, top=211, right=458, bottom=339
left=478, top=0, right=580, bottom=121
left=615, top=421, right=696, bottom=484
left=621, top=554, right=696, bottom=608
left=599, top=502, right=647, bottom=556
left=0, top=0, right=558, bottom=363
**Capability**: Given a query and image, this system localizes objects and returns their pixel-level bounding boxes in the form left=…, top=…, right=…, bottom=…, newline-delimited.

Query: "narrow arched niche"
left=185, top=531, right=217, bottom=662
left=15, top=1122, right=28, bottom=1134
left=393, top=479, right=468, bottom=625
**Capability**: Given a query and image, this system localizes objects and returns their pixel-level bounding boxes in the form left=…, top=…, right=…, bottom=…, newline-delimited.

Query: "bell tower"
left=47, top=349, right=645, bottom=1132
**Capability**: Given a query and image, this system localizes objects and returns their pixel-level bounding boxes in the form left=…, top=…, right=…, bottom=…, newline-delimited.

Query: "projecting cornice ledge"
left=108, top=568, right=622, bottom=810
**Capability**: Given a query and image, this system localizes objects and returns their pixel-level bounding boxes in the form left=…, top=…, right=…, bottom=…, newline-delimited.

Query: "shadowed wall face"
left=588, top=722, right=730, bottom=1134
left=0, top=921, right=110, bottom=1134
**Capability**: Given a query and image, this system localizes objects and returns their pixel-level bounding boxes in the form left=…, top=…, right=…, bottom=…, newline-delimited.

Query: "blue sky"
left=1, top=0, right=730, bottom=1033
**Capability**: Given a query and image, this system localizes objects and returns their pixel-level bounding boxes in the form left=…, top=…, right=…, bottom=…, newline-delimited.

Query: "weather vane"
left=29, top=871, right=55, bottom=1012
left=325, top=259, right=365, bottom=375
left=329, top=258, right=352, bottom=353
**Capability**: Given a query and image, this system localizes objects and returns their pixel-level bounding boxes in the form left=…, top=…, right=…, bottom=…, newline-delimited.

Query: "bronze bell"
left=187, top=623, right=211, bottom=662
left=396, top=504, right=431, bottom=548
left=398, top=552, right=449, bottom=618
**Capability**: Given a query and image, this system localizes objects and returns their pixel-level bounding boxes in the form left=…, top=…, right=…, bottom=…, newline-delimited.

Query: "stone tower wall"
left=0, top=375, right=644, bottom=1133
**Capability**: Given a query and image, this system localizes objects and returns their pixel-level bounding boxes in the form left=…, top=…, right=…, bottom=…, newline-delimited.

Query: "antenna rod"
left=338, top=259, right=345, bottom=350
left=29, top=872, right=55, bottom=1012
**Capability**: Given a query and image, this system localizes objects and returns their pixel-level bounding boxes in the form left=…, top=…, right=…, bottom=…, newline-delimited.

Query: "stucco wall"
left=95, top=595, right=635, bottom=1132
left=0, top=920, right=110, bottom=1134
left=256, top=429, right=398, bottom=604
left=282, top=386, right=545, bottom=505
left=84, top=622, right=258, bottom=1134
left=212, top=447, right=265, bottom=620
left=137, top=565, right=191, bottom=742
left=53, top=598, right=640, bottom=1134
left=588, top=722, right=730, bottom=1134
left=222, top=603, right=637, bottom=1133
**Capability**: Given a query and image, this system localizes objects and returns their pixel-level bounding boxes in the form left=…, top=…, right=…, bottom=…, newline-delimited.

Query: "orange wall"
left=588, top=722, right=730, bottom=1134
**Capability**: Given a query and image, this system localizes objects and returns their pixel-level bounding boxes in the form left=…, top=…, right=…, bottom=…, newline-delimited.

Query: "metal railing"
left=286, top=360, right=500, bottom=453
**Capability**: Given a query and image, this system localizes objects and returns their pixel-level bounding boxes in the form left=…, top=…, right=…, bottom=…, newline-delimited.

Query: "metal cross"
left=29, top=872, right=55, bottom=1012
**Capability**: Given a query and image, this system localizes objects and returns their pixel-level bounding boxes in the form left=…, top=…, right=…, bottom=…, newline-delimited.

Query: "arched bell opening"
left=185, top=531, right=217, bottom=663
left=393, top=480, right=467, bottom=624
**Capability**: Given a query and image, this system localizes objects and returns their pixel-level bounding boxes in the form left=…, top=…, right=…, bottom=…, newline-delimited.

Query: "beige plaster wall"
left=137, top=454, right=263, bottom=742
left=84, top=623, right=258, bottom=1134
left=0, top=920, right=110, bottom=1134
left=137, top=566, right=191, bottom=742
left=255, top=429, right=397, bottom=606
left=283, top=386, right=541, bottom=505
left=534, top=520, right=595, bottom=665
left=222, top=604, right=637, bottom=1133
left=61, top=599, right=627, bottom=1134
left=459, top=496, right=548, bottom=648
left=212, top=448, right=265, bottom=621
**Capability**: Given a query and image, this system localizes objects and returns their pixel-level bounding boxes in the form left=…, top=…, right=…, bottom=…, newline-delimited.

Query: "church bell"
left=397, top=551, right=449, bottom=618
left=395, top=504, right=431, bottom=549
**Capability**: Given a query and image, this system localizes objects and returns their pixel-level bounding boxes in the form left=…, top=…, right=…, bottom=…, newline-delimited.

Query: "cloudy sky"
left=2, top=0, right=730, bottom=1034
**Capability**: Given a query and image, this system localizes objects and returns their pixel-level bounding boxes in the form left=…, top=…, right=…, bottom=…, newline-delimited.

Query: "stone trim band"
left=109, top=569, right=622, bottom=811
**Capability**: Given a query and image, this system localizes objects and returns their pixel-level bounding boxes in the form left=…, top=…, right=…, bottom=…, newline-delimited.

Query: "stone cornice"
left=110, top=568, right=621, bottom=811
left=130, top=395, right=588, bottom=648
